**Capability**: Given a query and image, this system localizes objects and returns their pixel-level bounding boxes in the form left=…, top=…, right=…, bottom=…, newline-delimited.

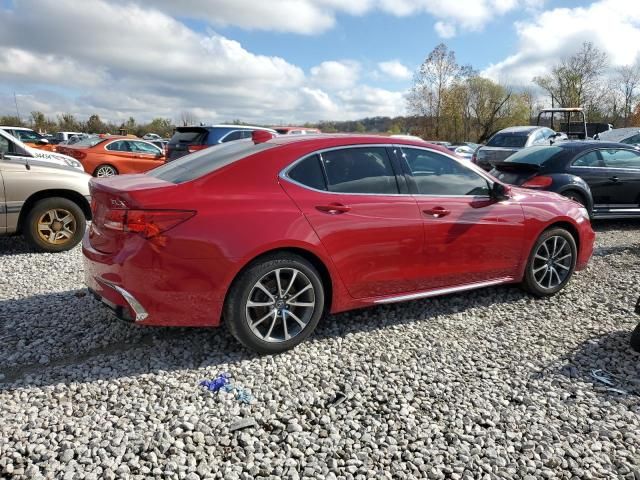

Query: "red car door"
left=280, top=146, right=425, bottom=299
left=398, top=146, right=526, bottom=289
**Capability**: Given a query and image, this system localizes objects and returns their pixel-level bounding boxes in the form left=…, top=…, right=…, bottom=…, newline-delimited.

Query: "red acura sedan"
left=83, top=134, right=595, bottom=353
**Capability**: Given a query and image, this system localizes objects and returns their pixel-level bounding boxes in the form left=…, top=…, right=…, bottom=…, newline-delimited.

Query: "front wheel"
left=224, top=253, right=325, bottom=354
left=521, top=228, right=577, bottom=296
left=23, top=197, right=86, bottom=252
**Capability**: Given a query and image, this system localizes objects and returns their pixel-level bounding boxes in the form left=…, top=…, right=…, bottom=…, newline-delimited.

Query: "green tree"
left=57, top=113, right=79, bottom=131
left=86, top=114, right=106, bottom=133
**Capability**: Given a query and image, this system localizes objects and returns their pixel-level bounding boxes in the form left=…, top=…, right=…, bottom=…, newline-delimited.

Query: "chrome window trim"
left=280, top=143, right=498, bottom=198
left=571, top=165, right=640, bottom=171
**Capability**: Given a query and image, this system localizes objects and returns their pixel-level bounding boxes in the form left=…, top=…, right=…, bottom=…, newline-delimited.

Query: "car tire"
left=23, top=197, right=86, bottom=253
left=94, top=164, right=118, bottom=177
left=224, top=253, right=325, bottom=354
left=521, top=227, right=577, bottom=297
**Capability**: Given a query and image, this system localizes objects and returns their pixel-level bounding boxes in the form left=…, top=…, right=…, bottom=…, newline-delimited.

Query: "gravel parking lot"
left=1, top=222, right=639, bottom=480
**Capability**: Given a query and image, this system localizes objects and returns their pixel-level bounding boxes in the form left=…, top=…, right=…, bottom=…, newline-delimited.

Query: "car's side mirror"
left=36, top=138, right=49, bottom=145
left=491, top=182, right=510, bottom=200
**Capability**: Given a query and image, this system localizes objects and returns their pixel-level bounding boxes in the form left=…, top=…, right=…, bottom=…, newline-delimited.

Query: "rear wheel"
left=521, top=228, right=577, bottom=297
left=224, top=253, right=325, bottom=354
left=23, top=197, right=86, bottom=252
left=94, top=164, right=118, bottom=177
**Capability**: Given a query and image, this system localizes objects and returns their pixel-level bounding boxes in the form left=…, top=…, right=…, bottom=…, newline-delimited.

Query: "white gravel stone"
left=1, top=221, right=639, bottom=479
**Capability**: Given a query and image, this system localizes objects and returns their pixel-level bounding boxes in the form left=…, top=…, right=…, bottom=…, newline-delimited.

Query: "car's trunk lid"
left=490, top=161, right=540, bottom=186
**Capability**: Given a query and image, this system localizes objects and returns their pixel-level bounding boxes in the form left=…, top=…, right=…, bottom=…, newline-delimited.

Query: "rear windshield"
left=501, top=146, right=564, bottom=165
left=486, top=133, right=529, bottom=148
left=170, top=128, right=208, bottom=144
left=149, top=140, right=275, bottom=184
left=73, top=137, right=106, bottom=147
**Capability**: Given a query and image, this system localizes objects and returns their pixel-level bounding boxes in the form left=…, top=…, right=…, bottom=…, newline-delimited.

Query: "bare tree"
left=180, top=111, right=198, bottom=126
left=407, top=44, right=470, bottom=138
left=613, top=62, right=640, bottom=126
left=534, top=42, right=608, bottom=109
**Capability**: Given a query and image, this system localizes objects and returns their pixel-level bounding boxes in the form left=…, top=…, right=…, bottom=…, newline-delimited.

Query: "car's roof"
left=596, top=127, right=640, bottom=142
left=178, top=124, right=275, bottom=131
left=498, top=126, right=541, bottom=134
left=262, top=133, right=453, bottom=154
left=555, top=140, right=635, bottom=149
left=0, top=126, right=34, bottom=131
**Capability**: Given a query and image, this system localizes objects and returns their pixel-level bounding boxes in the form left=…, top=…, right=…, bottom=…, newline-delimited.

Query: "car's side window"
left=530, top=130, right=545, bottom=144
left=572, top=150, right=603, bottom=167
left=321, top=147, right=399, bottom=194
left=401, top=148, right=491, bottom=196
left=600, top=149, right=640, bottom=169
left=0, top=136, right=16, bottom=155
left=288, top=154, right=327, bottom=191
left=621, top=134, right=640, bottom=145
left=221, top=131, right=244, bottom=143
left=106, top=140, right=130, bottom=152
left=131, top=141, right=161, bottom=155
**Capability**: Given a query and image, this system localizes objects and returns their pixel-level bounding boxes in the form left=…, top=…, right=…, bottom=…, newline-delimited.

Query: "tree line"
left=5, top=41, right=640, bottom=143
left=0, top=112, right=175, bottom=138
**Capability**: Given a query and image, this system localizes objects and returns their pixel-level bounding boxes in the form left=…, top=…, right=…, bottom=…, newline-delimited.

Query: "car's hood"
left=25, top=146, right=84, bottom=171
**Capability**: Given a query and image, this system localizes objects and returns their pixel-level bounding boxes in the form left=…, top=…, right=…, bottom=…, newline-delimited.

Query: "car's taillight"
left=522, top=176, right=553, bottom=189
left=103, top=209, right=195, bottom=238
left=187, top=145, right=208, bottom=153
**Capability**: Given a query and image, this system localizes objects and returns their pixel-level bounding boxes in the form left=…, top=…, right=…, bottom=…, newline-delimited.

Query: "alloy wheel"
left=245, top=268, right=316, bottom=343
left=531, top=235, right=573, bottom=289
left=96, top=165, right=117, bottom=177
left=36, top=208, right=76, bottom=245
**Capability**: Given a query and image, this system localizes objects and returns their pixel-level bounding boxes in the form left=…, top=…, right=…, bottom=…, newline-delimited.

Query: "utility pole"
left=13, top=91, right=21, bottom=124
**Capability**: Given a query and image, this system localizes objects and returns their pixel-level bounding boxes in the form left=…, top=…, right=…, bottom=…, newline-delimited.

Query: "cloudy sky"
left=1, top=0, right=640, bottom=125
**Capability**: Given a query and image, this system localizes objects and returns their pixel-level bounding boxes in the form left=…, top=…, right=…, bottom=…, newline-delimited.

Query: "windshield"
left=500, top=146, right=564, bottom=165
left=486, top=133, right=529, bottom=148
left=149, top=140, right=275, bottom=183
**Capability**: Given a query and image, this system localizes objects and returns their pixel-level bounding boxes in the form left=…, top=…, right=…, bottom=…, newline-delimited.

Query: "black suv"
left=167, top=125, right=277, bottom=161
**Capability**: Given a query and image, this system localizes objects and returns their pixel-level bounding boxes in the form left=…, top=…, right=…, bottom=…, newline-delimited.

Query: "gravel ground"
left=1, top=220, right=639, bottom=479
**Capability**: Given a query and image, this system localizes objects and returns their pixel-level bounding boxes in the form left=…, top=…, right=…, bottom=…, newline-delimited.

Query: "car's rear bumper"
left=82, top=232, right=232, bottom=327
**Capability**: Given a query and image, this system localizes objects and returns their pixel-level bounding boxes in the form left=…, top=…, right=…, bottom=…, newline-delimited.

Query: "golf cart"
left=537, top=107, right=588, bottom=140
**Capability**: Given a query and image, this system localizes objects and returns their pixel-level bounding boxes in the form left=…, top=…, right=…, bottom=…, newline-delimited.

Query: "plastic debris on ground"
left=199, top=373, right=254, bottom=404
left=590, top=369, right=629, bottom=395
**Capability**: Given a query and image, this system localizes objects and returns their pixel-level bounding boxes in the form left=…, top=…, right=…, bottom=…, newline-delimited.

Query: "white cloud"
left=483, top=0, right=640, bottom=85
left=0, top=0, right=408, bottom=124
left=127, top=0, right=539, bottom=38
left=377, top=61, right=412, bottom=81
left=434, top=21, right=456, bottom=39
left=310, top=61, right=361, bottom=90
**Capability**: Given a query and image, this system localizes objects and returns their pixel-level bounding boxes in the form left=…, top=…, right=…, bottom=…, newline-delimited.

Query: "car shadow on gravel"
left=0, top=236, right=39, bottom=256
left=0, top=284, right=527, bottom=391
left=592, top=218, right=640, bottom=232
left=554, top=330, right=640, bottom=398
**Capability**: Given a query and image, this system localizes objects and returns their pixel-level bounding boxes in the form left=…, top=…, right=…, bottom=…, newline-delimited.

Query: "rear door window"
left=106, top=140, right=130, bottom=152
left=0, top=135, right=17, bottom=155
left=221, top=131, right=245, bottom=143
left=320, top=147, right=399, bottom=194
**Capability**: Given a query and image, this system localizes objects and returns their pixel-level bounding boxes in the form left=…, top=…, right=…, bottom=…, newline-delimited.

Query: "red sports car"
left=83, top=134, right=595, bottom=353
